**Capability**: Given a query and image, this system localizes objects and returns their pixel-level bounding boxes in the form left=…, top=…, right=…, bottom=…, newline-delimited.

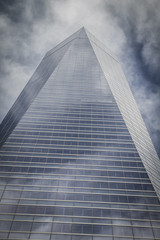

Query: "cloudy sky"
left=0, top=0, right=160, bottom=156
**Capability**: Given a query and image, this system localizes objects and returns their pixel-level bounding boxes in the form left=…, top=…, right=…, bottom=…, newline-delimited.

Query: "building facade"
left=0, top=27, right=160, bottom=239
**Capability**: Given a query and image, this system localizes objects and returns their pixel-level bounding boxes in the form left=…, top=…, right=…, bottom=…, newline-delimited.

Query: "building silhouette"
left=0, top=27, right=160, bottom=239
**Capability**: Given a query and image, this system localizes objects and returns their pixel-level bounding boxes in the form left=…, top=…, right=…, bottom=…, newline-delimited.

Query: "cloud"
left=103, top=0, right=160, bottom=155
left=0, top=0, right=159, bottom=156
left=106, top=0, right=160, bottom=84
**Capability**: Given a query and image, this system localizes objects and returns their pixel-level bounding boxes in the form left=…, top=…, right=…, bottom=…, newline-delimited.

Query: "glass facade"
left=0, top=27, right=160, bottom=239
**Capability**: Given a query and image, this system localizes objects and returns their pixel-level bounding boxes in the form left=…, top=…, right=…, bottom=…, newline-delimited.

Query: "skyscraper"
left=0, top=27, right=160, bottom=239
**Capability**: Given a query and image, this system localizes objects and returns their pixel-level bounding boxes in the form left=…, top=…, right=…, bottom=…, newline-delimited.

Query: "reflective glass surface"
left=0, top=28, right=160, bottom=239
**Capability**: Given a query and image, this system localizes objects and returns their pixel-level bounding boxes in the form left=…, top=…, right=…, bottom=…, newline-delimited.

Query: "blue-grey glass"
left=0, top=27, right=159, bottom=240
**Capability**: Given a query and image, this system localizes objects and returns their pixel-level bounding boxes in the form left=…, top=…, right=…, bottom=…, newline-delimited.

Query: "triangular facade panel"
left=86, top=28, right=160, bottom=199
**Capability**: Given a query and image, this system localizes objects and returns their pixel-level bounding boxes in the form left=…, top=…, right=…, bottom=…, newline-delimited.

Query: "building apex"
left=79, top=26, right=87, bottom=33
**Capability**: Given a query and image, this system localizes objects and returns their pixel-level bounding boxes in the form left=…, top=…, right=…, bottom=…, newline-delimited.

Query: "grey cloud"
left=0, top=0, right=111, bottom=121
left=0, top=0, right=159, bottom=156
left=103, top=0, right=160, bottom=156
left=106, top=0, right=160, bottom=84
